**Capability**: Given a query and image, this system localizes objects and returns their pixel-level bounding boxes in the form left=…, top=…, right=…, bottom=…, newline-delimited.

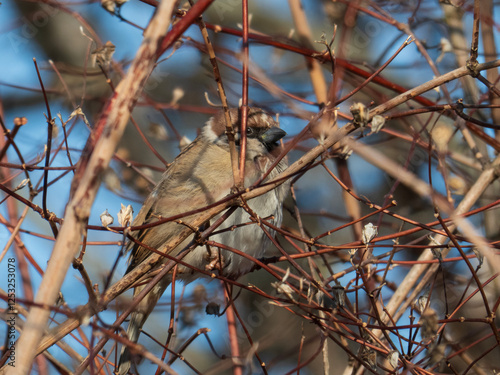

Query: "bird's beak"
left=259, top=127, right=287, bottom=148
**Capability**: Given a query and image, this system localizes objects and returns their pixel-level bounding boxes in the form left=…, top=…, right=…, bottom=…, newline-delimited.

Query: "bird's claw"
left=205, top=247, right=225, bottom=271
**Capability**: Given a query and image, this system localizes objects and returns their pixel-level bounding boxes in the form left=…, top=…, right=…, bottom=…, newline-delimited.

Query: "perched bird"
left=118, top=107, right=288, bottom=374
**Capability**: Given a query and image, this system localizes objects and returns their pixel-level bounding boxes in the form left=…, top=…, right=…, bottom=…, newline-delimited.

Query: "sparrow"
left=118, top=107, right=288, bottom=374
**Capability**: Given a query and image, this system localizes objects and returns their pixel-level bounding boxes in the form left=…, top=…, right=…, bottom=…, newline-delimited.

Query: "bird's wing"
left=125, top=140, right=233, bottom=273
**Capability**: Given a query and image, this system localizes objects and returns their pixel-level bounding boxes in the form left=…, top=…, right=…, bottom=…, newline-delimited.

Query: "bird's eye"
left=246, top=127, right=254, bottom=135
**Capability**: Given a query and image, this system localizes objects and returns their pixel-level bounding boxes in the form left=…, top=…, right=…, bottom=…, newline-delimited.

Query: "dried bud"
left=272, top=281, right=295, bottom=300
left=350, top=102, right=368, bottom=128
left=100, top=209, right=114, bottom=227
left=49, top=119, right=59, bottom=138
left=116, top=147, right=130, bottom=160
left=271, top=268, right=296, bottom=301
left=440, top=37, right=453, bottom=53
left=148, top=122, right=169, bottom=141
left=449, top=175, right=467, bottom=195
left=14, top=179, right=30, bottom=191
left=101, top=0, right=128, bottom=13
left=437, top=37, right=453, bottom=63
left=101, top=0, right=115, bottom=12
left=117, top=204, right=133, bottom=226
left=362, top=223, right=378, bottom=244
left=472, top=248, right=483, bottom=268
left=81, top=313, right=91, bottom=327
left=432, top=123, right=453, bottom=152
left=91, top=41, right=116, bottom=68
left=339, top=144, right=353, bottom=160
left=416, top=291, right=429, bottom=313
left=170, top=87, right=185, bottom=105
left=14, top=117, right=28, bottom=126
left=370, top=115, right=385, bottom=133
left=67, top=107, right=90, bottom=128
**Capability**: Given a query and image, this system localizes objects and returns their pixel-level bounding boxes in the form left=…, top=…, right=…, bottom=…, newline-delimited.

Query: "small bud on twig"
left=362, top=223, right=378, bottom=245
left=350, top=102, right=368, bottom=128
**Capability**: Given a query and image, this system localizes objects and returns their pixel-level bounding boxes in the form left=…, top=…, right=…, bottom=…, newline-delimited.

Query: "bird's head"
left=202, top=107, right=286, bottom=158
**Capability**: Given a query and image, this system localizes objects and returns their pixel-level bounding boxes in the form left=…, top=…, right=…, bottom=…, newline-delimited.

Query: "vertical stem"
left=224, top=285, right=242, bottom=375
left=239, top=0, right=249, bottom=187
left=470, top=0, right=480, bottom=63
left=34, top=58, right=58, bottom=238
left=480, top=0, right=500, bottom=138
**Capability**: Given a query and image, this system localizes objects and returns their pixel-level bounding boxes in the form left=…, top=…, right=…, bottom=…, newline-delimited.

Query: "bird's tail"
left=117, top=278, right=171, bottom=375
left=117, top=309, right=145, bottom=375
